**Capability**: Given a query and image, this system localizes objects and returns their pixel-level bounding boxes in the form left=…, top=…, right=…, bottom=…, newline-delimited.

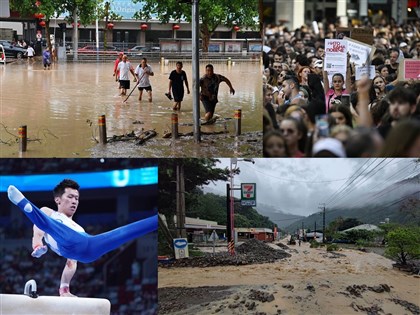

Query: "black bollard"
left=98, top=115, right=107, bottom=144
left=18, top=125, right=27, bottom=152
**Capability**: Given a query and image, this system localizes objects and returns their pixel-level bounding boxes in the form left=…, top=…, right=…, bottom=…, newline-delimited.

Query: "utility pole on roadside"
left=319, top=203, right=326, bottom=243
left=301, top=221, right=304, bottom=240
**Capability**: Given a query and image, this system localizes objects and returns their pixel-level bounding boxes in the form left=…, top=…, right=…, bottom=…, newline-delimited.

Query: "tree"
left=10, top=0, right=59, bottom=53
left=132, top=0, right=259, bottom=52
left=343, top=229, right=375, bottom=244
left=159, top=158, right=233, bottom=226
left=97, top=1, right=122, bottom=47
left=337, top=218, right=363, bottom=231
left=10, top=0, right=120, bottom=54
left=385, top=226, right=420, bottom=265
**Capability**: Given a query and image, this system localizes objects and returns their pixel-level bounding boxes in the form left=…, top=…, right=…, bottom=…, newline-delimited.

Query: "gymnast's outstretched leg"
left=81, top=215, right=157, bottom=263
left=8, top=185, right=157, bottom=263
left=8, top=185, right=88, bottom=256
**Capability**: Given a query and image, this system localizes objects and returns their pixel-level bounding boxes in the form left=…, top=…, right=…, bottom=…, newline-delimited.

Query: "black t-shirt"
left=169, top=70, right=187, bottom=91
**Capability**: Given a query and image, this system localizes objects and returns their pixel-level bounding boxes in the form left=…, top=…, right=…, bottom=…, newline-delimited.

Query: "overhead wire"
left=328, top=159, right=392, bottom=208
left=324, top=159, right=377, bottom=206
left=328, top=161, right=418, bottom=210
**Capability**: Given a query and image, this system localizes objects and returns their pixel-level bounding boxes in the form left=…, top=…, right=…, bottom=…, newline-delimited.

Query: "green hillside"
left=286, top=175, right=420, bottom=233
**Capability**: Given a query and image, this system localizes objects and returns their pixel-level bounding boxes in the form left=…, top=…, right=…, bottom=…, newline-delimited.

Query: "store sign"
left=241, top=183, right=256, bottom=206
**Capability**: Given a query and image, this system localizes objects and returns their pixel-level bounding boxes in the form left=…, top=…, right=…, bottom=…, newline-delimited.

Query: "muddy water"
left=0, top=60, right=262, bottom=157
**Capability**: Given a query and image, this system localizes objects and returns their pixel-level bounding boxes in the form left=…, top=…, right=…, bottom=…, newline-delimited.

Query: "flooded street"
left=159, top=239, right=420, bottom=314
left=0, top=59, right=262, bottom=157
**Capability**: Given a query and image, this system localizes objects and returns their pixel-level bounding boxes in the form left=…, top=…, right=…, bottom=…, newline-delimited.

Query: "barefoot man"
left=199, top=64, right=235, bottom=122
left=116, top=54, right=136, bottom=96
left=135, top=57, right=154, bottom=102
left=168, top=61, right=190, bottom=110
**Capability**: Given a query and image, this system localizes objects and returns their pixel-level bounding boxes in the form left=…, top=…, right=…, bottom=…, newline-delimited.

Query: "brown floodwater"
left=0, top=59, right=262, bottom=157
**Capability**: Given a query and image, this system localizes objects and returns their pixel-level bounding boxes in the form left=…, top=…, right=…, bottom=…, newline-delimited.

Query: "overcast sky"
left=203, top=158, right=419, bottom=217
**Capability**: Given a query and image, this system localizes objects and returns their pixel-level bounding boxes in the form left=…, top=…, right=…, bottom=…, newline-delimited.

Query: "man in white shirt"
left=134, top=57, right=154, bottom=102
left=116, top=55, right=136, bottom=96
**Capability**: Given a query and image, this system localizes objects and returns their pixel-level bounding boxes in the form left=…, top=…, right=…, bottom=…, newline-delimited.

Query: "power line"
left=241, top=163, right=349, bottom=183
left=325, top=159, right=375, bottom=206
left=328, top=159, right=392, bottom=208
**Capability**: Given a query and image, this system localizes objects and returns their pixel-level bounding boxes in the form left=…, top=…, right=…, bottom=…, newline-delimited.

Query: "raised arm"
left=32, top=207, right=53, bottom=248
left=355, top=76, right=373, bottom=127
left=323, top=70, right=329, bottom=95
left=346, top=61, right=353, bottom=93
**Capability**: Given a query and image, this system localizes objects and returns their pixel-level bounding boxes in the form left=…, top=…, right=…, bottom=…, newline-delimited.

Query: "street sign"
left=209, top=230, right=219, bottom=241
left=173, top=238, right=189, bottom=259
left=241, top=183, right=256, bottom=206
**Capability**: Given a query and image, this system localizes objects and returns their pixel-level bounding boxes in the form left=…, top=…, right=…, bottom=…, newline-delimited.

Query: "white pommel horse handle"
left=24, top=279, right=38, bottom=298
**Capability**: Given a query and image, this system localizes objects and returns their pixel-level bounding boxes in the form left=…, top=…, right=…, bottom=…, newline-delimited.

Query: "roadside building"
left=236, top=227, right=274, bottom=242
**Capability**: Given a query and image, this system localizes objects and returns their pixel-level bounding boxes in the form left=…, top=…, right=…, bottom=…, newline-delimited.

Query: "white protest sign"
left=324, top=39, right=348, bottom=74
left=345, top=37, right=374, bottom=67
left=355, top=65, right=376, bottom=80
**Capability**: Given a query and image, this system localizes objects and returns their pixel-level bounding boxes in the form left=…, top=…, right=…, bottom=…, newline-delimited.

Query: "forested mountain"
left=286, top=175, right=420, bottom=233
left=254, top=203, right=304, bottom=228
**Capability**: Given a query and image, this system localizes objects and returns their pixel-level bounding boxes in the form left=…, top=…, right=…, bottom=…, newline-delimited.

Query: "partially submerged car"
left=0, top=40, right=27, bottom=59
left=77, top=45, right=119, bottom=55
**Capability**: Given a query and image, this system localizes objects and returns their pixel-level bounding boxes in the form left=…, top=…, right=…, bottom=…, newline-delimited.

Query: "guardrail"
left=65, top=51, right=261, bottom=63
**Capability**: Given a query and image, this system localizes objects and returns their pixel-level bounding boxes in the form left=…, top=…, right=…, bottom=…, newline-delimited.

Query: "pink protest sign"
left=404, top=60, right=420, bottom=79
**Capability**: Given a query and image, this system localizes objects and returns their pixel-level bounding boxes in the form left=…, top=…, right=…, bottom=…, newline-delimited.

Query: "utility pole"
left=192, top=0, right=201, bottom=142
left=176, top=163, right=187, bottom=239
left=319, top=203, right=326, bottom=243
left=301, top=221, right=304, bottom=240
left=226, top=183, right=231, bottom=246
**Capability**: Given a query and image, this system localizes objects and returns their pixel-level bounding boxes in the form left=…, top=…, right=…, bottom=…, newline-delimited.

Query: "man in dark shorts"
left=199, top=64, right=235, bottom=122
left=134, top=57, right=154, bottom=102
left=116, top=55, right=136, bottom=96
left=168, top=61, right=190, bottom=110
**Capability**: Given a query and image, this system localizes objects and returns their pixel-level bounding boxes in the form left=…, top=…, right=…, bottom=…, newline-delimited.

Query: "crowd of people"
left=263, top=18, right=420, bottom=157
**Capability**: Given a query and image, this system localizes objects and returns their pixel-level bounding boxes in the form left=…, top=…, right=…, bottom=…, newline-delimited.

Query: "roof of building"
left=342, top=224, right=380, bottom=232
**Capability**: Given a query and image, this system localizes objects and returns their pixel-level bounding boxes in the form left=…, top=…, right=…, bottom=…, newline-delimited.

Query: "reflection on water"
left=0, top=60, right=262, bottom=157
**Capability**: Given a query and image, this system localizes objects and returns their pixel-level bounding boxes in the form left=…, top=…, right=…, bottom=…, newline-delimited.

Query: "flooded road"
left=0, top=59, right=262, bottom=157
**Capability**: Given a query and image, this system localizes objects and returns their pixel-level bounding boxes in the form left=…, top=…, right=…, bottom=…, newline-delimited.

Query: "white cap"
left=399, top=42, right=408, bottom=48
left=313, top=138, right=346, bottom=157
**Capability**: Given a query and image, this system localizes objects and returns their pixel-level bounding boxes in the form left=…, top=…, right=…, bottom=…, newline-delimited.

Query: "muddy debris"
left=389, top=298, right=420, bottom=315
left=306, top=284, right=315, bottom=292
left=248, top=289, right=275, bottom=303
left=350, top=302, right=383, bottom=315
left=160, top=239, right=291, bottom=268
left=344, top=284, right=393, bottom=298
left=158, top=286, right=234, bottom=315
left=106, top=129, right=157, bottom=145
left=281, top=284, right=294, bottom=291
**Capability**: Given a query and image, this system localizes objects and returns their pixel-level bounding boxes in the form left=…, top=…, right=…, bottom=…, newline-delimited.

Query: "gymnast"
left=7, top=179, right=157, bottom=297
